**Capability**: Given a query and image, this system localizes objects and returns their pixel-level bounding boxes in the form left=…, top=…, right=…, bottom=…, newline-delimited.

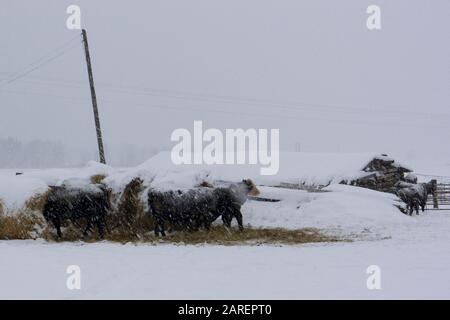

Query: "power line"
left=2, top=34, right=80, bottom=79
left=2, top=88, right=450, bottom=130
left=0, top=35, right=447, bottom=122
left=0, top=43, right=81, bottom=89
left=0, top=35, right=81, bottom=89
left=2, top=73, right=450, bottom=120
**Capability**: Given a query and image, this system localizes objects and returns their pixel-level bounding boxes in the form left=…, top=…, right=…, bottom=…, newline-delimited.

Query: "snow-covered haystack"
left=108, top=177, right=154, bottom=239
left=124, top=151, right=412, bottom=191
left=0, top=165, right=101, bottom=238
left=0, top=161, right=114, bottom=213
left=0, top=175, right=48, bottom=214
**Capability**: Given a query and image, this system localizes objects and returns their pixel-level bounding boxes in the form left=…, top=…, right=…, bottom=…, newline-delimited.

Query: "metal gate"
left=427, top=182, right=450, bottom=210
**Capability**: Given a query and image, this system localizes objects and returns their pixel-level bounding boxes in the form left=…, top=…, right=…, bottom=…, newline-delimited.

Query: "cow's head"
left=242, top=179, right=260, bottom=197
left=198, top=181, right=214, bottom=188
left=425, top=180, right=437, bottom=194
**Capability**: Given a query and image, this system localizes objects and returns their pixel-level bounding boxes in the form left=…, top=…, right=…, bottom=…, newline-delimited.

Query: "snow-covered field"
left=1, top=210, right=450, bottom=299
left=1, top=156, right=449, bottom=299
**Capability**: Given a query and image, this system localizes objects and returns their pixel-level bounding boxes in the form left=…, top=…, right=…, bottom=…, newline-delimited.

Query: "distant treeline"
left=0, top=137, right=65, bottom=168
left=0, top=137, right=161, bottom=168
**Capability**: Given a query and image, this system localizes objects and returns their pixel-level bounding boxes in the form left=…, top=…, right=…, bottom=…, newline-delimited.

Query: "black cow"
left=147, top=189, right=188, bottom=235
left=417, top=181, right=436, bottom=212
left=148, top=179, right=259, bottom=236
left=397, top=187, right=421, bottom=215
left=43, top=184, right=112, bottom=238
left=210, top=179, right=260, bottom=230
left=395, top=181, right=435, bottom=215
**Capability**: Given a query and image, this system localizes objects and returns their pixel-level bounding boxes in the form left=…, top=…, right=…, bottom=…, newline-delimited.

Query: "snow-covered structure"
left=340, top=155, right=412, bottom=193
left=114, top=152, right=412, bottom=193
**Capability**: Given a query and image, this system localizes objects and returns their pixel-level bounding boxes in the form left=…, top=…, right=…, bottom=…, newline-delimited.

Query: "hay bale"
left=24, top=190, right=50, bottom=212
left=0, top=208, right=47, bottom=240
left=90, top=174, right=107, bottom=184
left=0, top=193, right=51, bottom=240
left=108, top=177, right=153, bottom=240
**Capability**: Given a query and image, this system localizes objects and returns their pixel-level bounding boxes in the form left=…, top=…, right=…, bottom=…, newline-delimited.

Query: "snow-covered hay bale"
left=90, top=174, right=107, bottom=184
left=0, top=175, right=48, bottom=214
left=0, top=204, right=46, bottom=240
left=135, top=152, right=413, bottom=193
left=108, top=177, right=154, bottom=240
left=24, top=190, right=50, bottom=213
left=0, top=183, right=49, bottom=240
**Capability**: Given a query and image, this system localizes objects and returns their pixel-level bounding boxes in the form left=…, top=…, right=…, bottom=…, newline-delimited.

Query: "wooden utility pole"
left=82, top=29, right=106, bottom=164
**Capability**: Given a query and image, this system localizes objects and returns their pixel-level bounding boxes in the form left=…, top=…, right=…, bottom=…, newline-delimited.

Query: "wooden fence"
left=427, top=180, right=450, bottom=210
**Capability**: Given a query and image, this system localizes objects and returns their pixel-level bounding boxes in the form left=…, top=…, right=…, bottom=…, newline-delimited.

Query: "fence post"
left=431, top=179, right=439, bottom=209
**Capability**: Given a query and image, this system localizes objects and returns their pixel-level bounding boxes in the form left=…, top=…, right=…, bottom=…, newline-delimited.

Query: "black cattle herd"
left=42, top=179, right=260, bottom=239
left=40, top=174, right=435, bottom=239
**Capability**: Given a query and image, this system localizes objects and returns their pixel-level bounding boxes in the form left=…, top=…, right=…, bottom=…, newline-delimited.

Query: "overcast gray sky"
left=1, top=0, right=449, bottom=166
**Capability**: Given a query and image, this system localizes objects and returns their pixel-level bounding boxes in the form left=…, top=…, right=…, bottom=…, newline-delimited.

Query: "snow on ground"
left=1, top=210, right=449, bottom=299
left=245, top=185, right=410, bottom=234
left=1, top=156, right=449, bottom=299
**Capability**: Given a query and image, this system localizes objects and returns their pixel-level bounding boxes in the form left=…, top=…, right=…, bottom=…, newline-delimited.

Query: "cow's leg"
left=408, top=204, right=413, bottom=216
left=159, top=219, right=166, bottom=236
left=203, top=219, right=211, bottom=230
left=154, top=217, right=166, bottom=237
left=52, top=217, right=62, bottom=238
left=150, top=210, right=160, bottom=236
left=189, top=215, right=200, bottom=232
left=233, top=209, right=244, bottom=231
left=96, top=218, right=105, bottom=239
left=222, top=213, right=232, bottom=228
left=83, top=217, right=93, bottom=238
left=180, top=213, right=191, bottom=232
left=102, top=215, right=110, bottom=234
left=153, top=220, right=160, bottom=237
